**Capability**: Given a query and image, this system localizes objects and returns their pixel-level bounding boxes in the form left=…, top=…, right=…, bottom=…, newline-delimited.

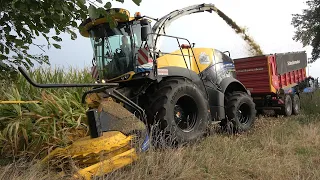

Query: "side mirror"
left=141, top=25, right=149, bottom=41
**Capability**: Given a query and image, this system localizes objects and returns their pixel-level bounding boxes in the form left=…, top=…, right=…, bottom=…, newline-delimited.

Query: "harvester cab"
left=17, top=3, right=258, bottom=180
left=82, top=8, right=154, bottom=81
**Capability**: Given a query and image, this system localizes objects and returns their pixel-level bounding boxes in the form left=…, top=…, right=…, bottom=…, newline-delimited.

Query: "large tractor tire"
left=277, top=94, right=293, bottom=116
left=224, top=91, right=256, bottom=133
left=145, top=77, right=211, bottom=147
left=292, top=94, right=300, bottom=115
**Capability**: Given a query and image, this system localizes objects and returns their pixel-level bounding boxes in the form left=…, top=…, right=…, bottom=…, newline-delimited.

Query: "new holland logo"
left=287, top=60, right=300, bottom=66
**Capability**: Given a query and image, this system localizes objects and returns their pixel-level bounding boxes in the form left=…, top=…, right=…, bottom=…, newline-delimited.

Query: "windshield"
left=89, top=21, right=143, bottom=80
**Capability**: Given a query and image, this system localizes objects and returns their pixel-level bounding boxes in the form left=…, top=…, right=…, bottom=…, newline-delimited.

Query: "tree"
left=0, top=0, right=141, bottom=79
left=291, top=0, right=320, bottom=63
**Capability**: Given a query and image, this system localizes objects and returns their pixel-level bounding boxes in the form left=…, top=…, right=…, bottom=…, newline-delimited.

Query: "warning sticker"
left=158, top=69, right=169, bottom=75
left=199, top=52, right=211, bottom=64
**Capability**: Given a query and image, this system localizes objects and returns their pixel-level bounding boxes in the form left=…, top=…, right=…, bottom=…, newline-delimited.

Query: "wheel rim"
left=174, top=96, right=198, bottom=132
left=237, top=103, right=251, bottom=124
left=287, top=104, right=291, bottom=112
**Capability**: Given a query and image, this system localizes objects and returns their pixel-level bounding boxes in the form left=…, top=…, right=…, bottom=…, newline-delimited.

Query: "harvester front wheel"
left=224, top=91, right=256, bottom=133
left=145, top=77, right=210, bottom=147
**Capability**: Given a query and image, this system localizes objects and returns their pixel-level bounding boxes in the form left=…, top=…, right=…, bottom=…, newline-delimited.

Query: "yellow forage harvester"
left=16, top=3, right=262, bottom=179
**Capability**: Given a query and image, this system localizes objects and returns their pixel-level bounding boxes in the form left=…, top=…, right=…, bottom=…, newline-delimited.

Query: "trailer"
left=233, top=51, right=308, bottom=116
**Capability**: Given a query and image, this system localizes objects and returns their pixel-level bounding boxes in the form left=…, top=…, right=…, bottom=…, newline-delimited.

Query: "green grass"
left=109, top=118, right=320, bottom=180
left=300, top=92, right=320, bottom=114
left=2, top=114, right=320, bottom=180
left=0, top=68, right=320, bottom=180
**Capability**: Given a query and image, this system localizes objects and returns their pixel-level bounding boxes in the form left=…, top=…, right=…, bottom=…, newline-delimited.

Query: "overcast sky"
left=30, top=0, right=319, bottom=77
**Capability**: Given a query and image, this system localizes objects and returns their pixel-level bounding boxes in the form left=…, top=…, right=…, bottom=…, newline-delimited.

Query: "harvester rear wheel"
left=224, top=91, right=256, bottom=133
left=145, top=77, right=210, bottom=147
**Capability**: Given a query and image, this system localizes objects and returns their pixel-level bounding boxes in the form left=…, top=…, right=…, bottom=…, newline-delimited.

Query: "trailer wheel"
left=278, top=95, right=292, bottom=116
left=292, top=94, right=300, bottom=115
left=224, top=91, right=256, bottom=133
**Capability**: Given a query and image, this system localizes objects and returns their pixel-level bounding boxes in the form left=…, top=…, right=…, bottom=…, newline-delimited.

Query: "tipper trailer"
left=233, top=51, right=309, bottom=116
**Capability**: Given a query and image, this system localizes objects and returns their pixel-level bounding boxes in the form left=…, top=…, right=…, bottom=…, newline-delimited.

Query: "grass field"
left=0, top=68, right=319, bottom=180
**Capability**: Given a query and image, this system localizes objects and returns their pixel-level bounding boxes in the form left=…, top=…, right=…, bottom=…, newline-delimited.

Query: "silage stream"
left=212, top=6, right=263, bottom=56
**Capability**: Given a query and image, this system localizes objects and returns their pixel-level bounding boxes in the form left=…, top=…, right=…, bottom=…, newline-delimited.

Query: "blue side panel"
left=141, top=133, right=150, bottom=152
left=282, top=87, right=315, bottom=94
left=303, top=87, right=315, bottom=93
left=223, top=62, right=235, bottom=71
left=136, top=67, right=152, bottom=73
left=283, top=87, right=296, bottom=94
left=135, top=62, right=153, bottom=73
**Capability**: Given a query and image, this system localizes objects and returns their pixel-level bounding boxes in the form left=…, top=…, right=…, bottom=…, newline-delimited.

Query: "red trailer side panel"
left=279, top=68, right=306, bottom=88
left=234, top=55, right=275, bottom=94
left=234, top=51, right=307, bottom=94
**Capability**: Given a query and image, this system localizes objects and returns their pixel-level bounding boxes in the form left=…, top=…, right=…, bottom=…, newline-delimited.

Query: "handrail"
left=145, top=33, right=201, bottom=75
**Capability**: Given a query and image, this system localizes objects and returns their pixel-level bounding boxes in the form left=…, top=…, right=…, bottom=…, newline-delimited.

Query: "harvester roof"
left=79, top=8, right=143, bottom=37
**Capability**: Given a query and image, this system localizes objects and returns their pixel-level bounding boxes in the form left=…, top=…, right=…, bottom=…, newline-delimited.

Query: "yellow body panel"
left=41, top=131, right=133, bottom=163
left=76, top=148, right=137, bottom=180
left=157, top=49, right=192, bottom=70
left=42, top=131, right=137, bottom=180
left=42, top=98, right=146, bottom=179
left=105, top=71, right=135, bottom=82
left=80, top=8, right=131, bottom=37
left=157, top=47, right=215, bottom=74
